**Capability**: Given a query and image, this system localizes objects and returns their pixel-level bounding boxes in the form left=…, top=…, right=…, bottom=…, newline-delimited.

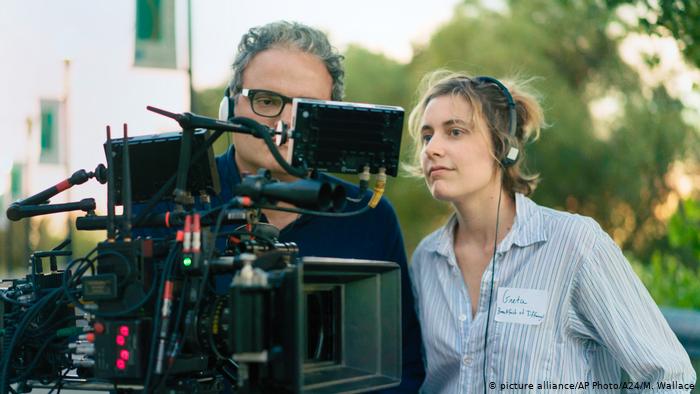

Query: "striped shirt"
left=409, top=193, right=696, bottom=393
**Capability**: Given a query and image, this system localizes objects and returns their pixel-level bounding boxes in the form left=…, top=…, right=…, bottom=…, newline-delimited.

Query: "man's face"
left=232, top=47, right=333, bottom=180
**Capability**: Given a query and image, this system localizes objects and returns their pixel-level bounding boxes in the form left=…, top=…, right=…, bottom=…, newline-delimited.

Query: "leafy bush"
left=630, top=199, right=700, bottom=309
left=667, top=199, right=700, bottom=269
left=631, top=252, right=700, bottom=309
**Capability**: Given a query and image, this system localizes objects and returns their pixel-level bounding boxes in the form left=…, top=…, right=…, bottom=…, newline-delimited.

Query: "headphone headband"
left=474, top=76, right=518, bottom=166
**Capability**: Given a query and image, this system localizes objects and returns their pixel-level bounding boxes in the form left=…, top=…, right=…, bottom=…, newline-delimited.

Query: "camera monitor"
left=105, top=130, right=220, bottom=204
left=290, top=99, right=404, bottom=177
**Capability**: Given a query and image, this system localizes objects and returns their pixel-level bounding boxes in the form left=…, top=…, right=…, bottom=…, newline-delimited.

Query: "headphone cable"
left=482, top=185, right=503, bottom=393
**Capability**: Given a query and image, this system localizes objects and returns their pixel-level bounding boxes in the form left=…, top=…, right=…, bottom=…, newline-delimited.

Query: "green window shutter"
left=136, top=0, right=162, bottom=41
left=41, top=110, right=53, bottom=150
left=11, top=164, right=22, bottom=199
left=39, top=100, right=60, bottom=164
left=134, top=0, right=176, bottom=69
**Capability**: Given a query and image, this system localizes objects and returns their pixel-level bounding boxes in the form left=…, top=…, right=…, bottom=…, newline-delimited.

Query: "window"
left=40, top=100, right=61, bottom=164
left=11, top=163, right=22, bottom=199
left=134, top=0, right=176, bottom=69
left=137, top=0, right=163, bottom=40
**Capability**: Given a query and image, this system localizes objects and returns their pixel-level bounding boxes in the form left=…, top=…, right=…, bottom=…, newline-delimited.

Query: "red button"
left=120, top=349, right=130, bottom=360
left=116, top=335, right=125, bottom=346
left=116, top=359, right=126, bottom=370
left=94, top=322, right=105, bottom=334
left=86, top=333, right=95, bottom=343
left=119, top=325, right=130, bottom=336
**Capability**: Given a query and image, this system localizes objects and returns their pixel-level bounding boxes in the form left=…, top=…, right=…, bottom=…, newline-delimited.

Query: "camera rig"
left=1, top=101, right=405, bottom=393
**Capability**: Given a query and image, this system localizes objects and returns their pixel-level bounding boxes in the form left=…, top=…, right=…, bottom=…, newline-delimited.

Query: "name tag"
left=494, top=287, right=548, bottom=325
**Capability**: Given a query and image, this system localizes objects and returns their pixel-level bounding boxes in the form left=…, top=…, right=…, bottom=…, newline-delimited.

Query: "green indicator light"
left=183, top=257, right=192, bottom=267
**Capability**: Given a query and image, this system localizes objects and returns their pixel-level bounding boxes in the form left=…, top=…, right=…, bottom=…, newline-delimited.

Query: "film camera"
left=1, top=99, right=405, bottom=393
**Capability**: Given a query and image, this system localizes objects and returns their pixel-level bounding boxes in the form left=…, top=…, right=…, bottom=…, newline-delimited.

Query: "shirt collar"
left=434, top=214, right=458, bottom=258
left=499, top=193, right=548, bottom=252
left=428, top=193, right=548, bottom=258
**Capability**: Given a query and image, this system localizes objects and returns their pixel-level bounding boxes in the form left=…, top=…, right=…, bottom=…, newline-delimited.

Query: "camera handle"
left=6, top=165, right=106, bottom=221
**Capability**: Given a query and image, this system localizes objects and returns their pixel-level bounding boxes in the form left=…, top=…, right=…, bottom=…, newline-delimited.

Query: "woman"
left=406, top=71, right=695, bottom=393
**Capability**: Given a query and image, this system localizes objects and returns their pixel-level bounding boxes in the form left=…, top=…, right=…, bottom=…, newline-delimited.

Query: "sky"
left=191, top=0, right=462, bottom=88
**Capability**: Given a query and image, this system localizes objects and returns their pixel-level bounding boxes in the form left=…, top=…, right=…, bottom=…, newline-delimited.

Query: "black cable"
left=208, top=200, right=237, bottom=264
left=153, top=276, right=191, bottom=392
left=170, top=277, right=190, bottom=344
left=201, top=198, right=237, bottom=295
left=94, top=250, right=134, bottom=282
left=482, top=186, right=503, bottom=394
left=61, top=253, right=156, bottom=318
left=26, top=315, right=75, bottom=339
left=345, top=172, right=370, bottom=203
left=256, top=202, right=370, bottom=218
left=218, top=360, right=239, bottom=386
left=0, top=287, right=63, bottom=394
left=143, top=242, right=178, bottom=393
left=24, top=289, right=76, bottom=336
left=1, top=292, right=63, bottom=384
left=187, top=204, right=233, bottom=369
left=46, top=369, right=71, bottom=394
left=63, top=247, right=99, bottom=285
left=230, top=116, right=307, bottom=179
left=61, top=257, right=93, bottom=291
left=12, top=334, right=60, bottom=382
left=0, top=292, right=32, bottom=307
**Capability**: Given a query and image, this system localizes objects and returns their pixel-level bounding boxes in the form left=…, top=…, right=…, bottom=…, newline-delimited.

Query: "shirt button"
left=463, top=356, right=472, bottom=365
left=458, top=314, right=467, bottom=322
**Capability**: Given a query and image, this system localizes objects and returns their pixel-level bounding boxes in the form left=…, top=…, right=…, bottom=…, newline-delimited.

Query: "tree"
left=193, top=84, right=234, bottom=156
left=343, top=45, right=455, bottom=252
left=345, top=0, right=697, bottom=256
left=192, top=2, right=697, bottom=257
left=605, top=0, right=700, bottom=68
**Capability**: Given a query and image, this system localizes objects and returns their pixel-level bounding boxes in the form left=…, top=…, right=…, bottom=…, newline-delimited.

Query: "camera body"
left=1, top=100, right=404, bottom=393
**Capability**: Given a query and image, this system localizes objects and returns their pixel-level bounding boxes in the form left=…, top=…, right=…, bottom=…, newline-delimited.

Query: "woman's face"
left=419, top=94, right=499, bottom=203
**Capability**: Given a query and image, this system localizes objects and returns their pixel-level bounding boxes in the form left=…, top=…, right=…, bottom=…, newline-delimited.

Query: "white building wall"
left=0, top=1, right=190, bottom=236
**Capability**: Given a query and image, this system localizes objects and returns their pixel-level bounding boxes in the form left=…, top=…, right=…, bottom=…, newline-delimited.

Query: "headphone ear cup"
left=501, top=146, right=519, bottom=167
left=218, top=96, right=230, bottom=121
left=219, top=87, right=236, bottom=121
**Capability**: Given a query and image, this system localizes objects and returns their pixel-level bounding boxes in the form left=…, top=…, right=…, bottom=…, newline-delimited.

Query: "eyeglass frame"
left=238, top=88, right=295, bottom=118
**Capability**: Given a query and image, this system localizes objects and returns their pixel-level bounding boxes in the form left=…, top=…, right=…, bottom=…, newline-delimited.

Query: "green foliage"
left=344, top=45, right=413, bottom=109
left=189, top=1, right=698, bottom=259
left=70, top=222, right=105, bottom=261
left=631, top=199, right=700, bottom=308
left=0, top=221, right=31, bottom=277
left=193, top=84, right=235, bottom=156
left=341, top=45, right=455, bottom=251
left=632, top=253, right=700, bottom=309
left=342, top=0, right=698, bottom=255
left=667, top=199, right=700, bottom=267
left=605, top=0, right=700, bottom=68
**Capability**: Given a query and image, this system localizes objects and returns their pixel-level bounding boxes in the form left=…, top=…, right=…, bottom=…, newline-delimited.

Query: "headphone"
left=474, top=76, right=519, bottom=167
left=218, top=87, right=235, bottom=122
left=472, top=76, right=518, bottom=394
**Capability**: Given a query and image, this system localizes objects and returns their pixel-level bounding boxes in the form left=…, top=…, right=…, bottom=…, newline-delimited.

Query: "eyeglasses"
left=240, top=88, right=294, bottom=118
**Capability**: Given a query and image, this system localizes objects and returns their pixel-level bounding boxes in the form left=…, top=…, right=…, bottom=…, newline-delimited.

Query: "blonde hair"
left=405, top=70, right=545, bottom=196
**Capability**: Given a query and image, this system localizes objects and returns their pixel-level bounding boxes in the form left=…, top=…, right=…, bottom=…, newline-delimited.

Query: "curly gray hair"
left=228, top=21, right=345, bottom=101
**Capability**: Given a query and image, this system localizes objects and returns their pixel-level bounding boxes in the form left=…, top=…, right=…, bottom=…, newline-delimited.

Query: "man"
left=214, top=21, right=425, bottom=392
